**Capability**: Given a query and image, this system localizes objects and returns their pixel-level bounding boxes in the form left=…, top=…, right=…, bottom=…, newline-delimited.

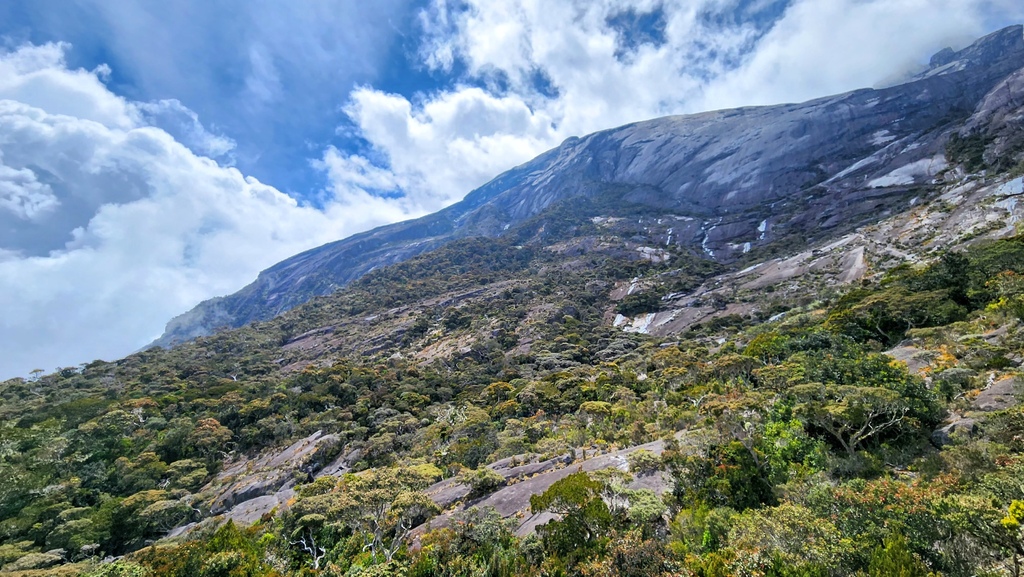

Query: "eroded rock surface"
left=974, top=376, right=1022, bottom=411
left=932, top=418, right=980, bottom=446
left=169, top=431, right=340, bottom=538
left=417, top=438, right=672, bottom=537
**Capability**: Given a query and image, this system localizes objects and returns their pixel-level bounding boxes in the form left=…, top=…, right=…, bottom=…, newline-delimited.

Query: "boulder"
left=208, top=430, right=339, bottom=515
left=415, top=437, right=672, bottom=538
left=2, top=552, right=64, bottom=571
left=973, top=376, right=1022, bottom=412
left=932, top=418, right=979, bottom=446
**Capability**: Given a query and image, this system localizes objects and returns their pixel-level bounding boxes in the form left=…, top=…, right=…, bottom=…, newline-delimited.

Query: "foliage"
left=81, top=560, right=152, bottom=577
left=727, top=503, right=851, bottom=574
left=4, top=224, right=1024, bottom=575
left=626, top=449, right=661, bottom=475
left=865, top=533, right=933, bottom=577
left=946, top=131, right=991, bottom=173
left=462, top=467, right=506, bottom=498
left=131, top=521, right=281, bottom=577
left=530, top=472, right=612, bottom=567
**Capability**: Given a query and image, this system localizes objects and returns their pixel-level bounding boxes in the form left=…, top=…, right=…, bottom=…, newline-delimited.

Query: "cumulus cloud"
left=0, top=164, right=59, bottom=221
left=327, top=0, right=1024, bottom=215
left=699, top=0, right=1024, bottom=109
left=0, top=41, right=138, bottom=129
left=136, top=99, right=236, bottom=160
left=326, top=86, right=558, bottom=210
left=0, top=44, right=408, bottom=378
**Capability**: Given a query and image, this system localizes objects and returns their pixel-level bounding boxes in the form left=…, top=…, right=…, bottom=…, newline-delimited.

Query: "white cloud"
left=328, top=0, right=1024, bottom=216
left=0, top=44, right=410, bottom=378
left=699, top=0, right=1024, bottom=109
left=330, top=86, right=557, bottom=210
left=0, top=41, right=138, bottom=129
left=136, top=99, right=236, bottom=160
left=0, top=164, right=59, bottom=221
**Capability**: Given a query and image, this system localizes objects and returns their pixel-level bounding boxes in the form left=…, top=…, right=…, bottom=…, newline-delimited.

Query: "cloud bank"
left=0, top=44, right=425, bottom=377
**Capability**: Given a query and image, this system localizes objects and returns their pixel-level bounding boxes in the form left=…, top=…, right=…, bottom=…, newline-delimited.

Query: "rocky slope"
left=154, top=165, right=1024, bottom=545
left=153, top=25, right=1024, bottom=348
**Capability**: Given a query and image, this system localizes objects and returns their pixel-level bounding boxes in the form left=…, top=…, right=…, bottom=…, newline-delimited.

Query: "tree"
left=625, top=489, right=667, bottom=534
left=81, top=560, right=152, bottom=577
left=866, top=533, right=932, bottom=577
left=463, top=467, right=506, bottom=498
left=130, top=521, right=276, bottom=577
left=826, top=287, right=965, bottom=346
left=109, top=490, right=177, bottom=552
left=138, top=498, right=194, bottom=534
left=530, top=471, right=611, bottom=565
left=999, top=500, right=1024, bottom=577
left=626, top=449, right=661, bottom=476
left=728, top=503, right=850, bottom=575
left=584, top=530, right=671, bottom=577
left=185, top=418, right=233, bottom=464
left=289, top=467, right=439, bottom=566
left=290, top=514, right=327, bottom=570
left=666, top=438, right=774, bottom=511
left=793, top=383, right=910, bottom=456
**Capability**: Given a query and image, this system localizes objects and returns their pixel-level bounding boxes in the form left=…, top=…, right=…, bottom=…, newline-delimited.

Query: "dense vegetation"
left=3, top=212, right=1024, bottom=575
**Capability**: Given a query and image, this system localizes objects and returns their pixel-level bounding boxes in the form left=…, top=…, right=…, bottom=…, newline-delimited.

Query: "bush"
left=617, top=291, right=662, bottom=316
left=463, top=467, right=506, bottom=498
left=627, top=449, right=662, bottom=476
left=82, top=560, right=153, bottom=577
left=866, top=533, right=932, bottom=577
left=2, top=551, right=64, bottom=571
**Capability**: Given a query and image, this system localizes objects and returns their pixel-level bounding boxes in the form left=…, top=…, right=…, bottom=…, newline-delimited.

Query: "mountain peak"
left=916, top=24, right=1024, bottom=80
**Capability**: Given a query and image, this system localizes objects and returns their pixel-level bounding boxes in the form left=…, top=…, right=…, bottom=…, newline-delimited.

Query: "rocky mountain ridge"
left=152, top=25, right=1024, bottom=349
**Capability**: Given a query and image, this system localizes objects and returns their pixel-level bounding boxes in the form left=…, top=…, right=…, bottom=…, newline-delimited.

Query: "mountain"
left=152, top=25, right=1024, bottom=348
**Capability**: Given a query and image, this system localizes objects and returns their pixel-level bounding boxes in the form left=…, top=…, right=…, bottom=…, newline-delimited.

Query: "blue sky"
left=0, top=0, right=425, bottom=198
left=1, top=0, right=1023, bottom=378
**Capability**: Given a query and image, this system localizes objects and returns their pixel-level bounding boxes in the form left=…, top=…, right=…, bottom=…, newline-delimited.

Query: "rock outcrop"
left=932, top=418, right=979, bottom=447
left=974, top=376, right=1022, bottom=412
left=417, top=437, right=676, bottom=538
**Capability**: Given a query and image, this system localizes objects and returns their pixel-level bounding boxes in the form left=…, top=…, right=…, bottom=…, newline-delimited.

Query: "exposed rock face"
left=974, top=376, right=1022, bottom=412
left=205, top=431, right=338, bottom=524
left=964, top=64, right=1024, bottom=169
left=153, top=26, right=1024, bottom=348
left=416, top=438, right=673, bottom=538
left=602, top=156, right=1024, bottom=337
left=932, top=418, right=979, bottom=447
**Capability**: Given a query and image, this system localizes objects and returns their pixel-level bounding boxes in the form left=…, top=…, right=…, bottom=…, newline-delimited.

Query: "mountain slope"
left=153, top=25, right=1024, bottom=349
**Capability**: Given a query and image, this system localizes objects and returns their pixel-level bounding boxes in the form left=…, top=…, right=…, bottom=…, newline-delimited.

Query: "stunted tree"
left=463, top=467, right=506, bottom=498
left=288, top=466, right=439, bottom=566
left=793, top=383, right=910, bottom=456
left=530, top=471, right=612, bottom=565
left=999, top=500, right=1024, bottom=577
left=728, top=503, right=850, bottom=574
left=786, top=346, right=939, bottom=456
left=185, top=418, right=233, bottom=464
left=290, top=513, right=327, bottom=570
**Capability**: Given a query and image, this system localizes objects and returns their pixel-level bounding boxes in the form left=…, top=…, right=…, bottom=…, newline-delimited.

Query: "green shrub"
left=464, top=467, right=506, bottom=498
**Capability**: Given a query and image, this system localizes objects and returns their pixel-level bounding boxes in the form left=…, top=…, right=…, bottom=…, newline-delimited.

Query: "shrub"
left=627, top=449, right=662, bottom=476
left=464, top=467, right=506, bottom=498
